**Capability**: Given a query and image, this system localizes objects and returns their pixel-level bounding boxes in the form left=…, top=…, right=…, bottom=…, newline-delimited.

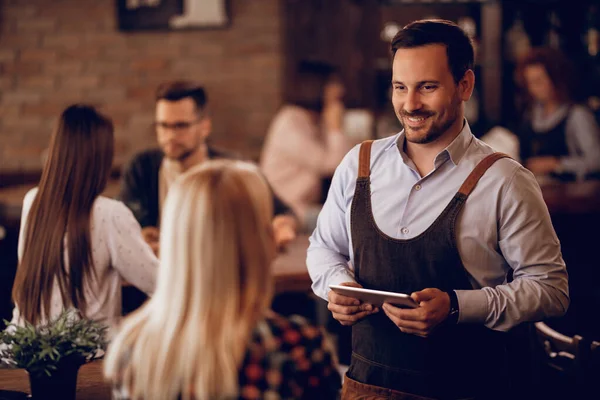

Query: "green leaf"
left=0, top=309, right=107, bottom=377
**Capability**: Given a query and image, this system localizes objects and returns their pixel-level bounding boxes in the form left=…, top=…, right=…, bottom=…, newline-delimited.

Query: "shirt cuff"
left=455, top=289, right=489, bottom=324
left=322, top=271, right=357, bottom=297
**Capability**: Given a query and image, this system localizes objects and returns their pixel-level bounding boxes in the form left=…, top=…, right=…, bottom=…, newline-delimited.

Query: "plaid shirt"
left=112, top=313, right=341, bottom=399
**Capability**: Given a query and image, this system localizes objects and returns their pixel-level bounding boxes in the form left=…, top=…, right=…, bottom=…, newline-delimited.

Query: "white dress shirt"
left=307, top=122, right=569, bottom=331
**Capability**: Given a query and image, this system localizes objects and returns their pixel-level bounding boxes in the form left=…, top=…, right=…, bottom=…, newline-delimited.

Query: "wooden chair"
left=534, top=321, right=591, bottom=398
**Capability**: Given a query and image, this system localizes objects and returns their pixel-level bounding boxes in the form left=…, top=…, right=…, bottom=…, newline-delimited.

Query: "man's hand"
left=382, top=288, right=450, bottom=337
left=272, top=215, right=297, bottom=250
left=525, top=156, right=560, bottom=175
left=328, top=282, right=379, bottom=326
left=141, top=226, right=160, bottom=256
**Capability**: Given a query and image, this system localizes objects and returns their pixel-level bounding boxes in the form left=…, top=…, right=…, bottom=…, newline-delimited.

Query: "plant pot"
left=27, top=361, right=82, bottom=400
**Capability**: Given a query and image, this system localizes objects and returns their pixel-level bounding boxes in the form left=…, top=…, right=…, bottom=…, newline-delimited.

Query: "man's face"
left=391, top=44, right=472, bottom=145
left=155, top=98, right=211, bottom=161
left=524, top=64, right=555, bottom=104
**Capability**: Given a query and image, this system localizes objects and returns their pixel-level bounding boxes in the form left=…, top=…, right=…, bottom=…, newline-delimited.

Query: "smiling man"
left=307, top=20, right=569, bottom=399
left=119, top=81, right=297, bottom=255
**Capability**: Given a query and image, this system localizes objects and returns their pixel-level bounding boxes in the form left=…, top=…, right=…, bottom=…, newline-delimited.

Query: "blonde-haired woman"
left=104, top=160, right=341, bottom=400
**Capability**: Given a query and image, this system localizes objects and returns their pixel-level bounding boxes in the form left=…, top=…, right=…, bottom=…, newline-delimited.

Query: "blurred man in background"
left=120, top=81, right=297, bottom=254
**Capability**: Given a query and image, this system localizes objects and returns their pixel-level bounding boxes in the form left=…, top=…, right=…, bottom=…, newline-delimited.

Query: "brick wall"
left=0, top=0, right=284, bottom=172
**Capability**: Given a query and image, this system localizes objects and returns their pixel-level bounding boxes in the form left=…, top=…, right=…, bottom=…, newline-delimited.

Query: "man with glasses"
left=119, top=81, right=298, bottom=255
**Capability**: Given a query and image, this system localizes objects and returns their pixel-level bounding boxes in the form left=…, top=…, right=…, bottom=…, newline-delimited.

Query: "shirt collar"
left=444, top=120, right=474, bottom=166
left=385, top=119, right=474, bottom=167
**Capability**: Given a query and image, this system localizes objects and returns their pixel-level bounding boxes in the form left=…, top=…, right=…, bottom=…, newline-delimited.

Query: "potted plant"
left=0, top=309, right=107, bottom=400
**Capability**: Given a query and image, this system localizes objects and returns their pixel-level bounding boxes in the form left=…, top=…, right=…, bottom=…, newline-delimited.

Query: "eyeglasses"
left=154, top=119, right=201, bottom=131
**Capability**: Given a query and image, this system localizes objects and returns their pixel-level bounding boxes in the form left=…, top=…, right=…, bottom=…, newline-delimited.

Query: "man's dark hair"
left=391, top=19, right=474, bottom=83
left=156, top=80, right=208, bottom=113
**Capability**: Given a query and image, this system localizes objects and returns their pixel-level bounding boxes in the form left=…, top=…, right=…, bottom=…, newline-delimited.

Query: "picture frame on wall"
left=117, top=0, right=230, bottom=31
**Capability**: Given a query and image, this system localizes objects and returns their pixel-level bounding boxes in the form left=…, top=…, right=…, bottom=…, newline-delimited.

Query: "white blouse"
left=260, top=105, right=350, bottom=221
left=10, top=188, right=158, bottom=331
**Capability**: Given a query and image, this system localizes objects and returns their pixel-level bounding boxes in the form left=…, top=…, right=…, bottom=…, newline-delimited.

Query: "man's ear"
left=459, top=69, right=475, bottom=101
left=200, top=117, right=212, bottom=139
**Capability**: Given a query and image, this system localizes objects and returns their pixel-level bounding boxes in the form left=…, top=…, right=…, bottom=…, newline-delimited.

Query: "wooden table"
left=539, top=180, right=600, bottom=215
left=272, top=235, right=311, bottom=293
left=0, top=361, right=110, bottom=399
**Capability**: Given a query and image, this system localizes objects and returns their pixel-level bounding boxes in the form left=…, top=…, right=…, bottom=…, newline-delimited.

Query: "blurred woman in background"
left=516, top=47, right=600, bottom=179
left=10, top=105, right=158, bottom=331
left=104, top=160, right=341, bottom=400
left=260, top=61, right=351, bottom=232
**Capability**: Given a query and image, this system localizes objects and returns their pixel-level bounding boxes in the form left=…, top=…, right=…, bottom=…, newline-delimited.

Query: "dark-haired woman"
left=10, top=105, right=158, bottom=333
left=516, top=47, right=600, bottom=179
left=260, top=62, right=351, bottom=232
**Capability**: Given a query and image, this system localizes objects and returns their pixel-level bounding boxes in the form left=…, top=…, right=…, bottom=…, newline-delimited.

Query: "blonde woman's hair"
left=104, top=160, right=277, bottom=400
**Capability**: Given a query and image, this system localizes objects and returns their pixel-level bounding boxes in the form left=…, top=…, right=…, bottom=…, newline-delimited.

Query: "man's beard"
left=174, top=147, right=197, bottom=162
left=163, top=136, right=204, bottom=162
left=400, top=96, right=461, bottom=145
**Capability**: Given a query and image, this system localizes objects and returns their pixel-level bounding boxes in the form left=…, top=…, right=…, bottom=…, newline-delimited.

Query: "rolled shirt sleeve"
left=307, top=146, right=359, bottom=300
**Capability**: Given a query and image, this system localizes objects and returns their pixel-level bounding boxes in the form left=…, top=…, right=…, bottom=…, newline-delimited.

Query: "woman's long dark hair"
left=12, top=104, right=114, bottom=325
